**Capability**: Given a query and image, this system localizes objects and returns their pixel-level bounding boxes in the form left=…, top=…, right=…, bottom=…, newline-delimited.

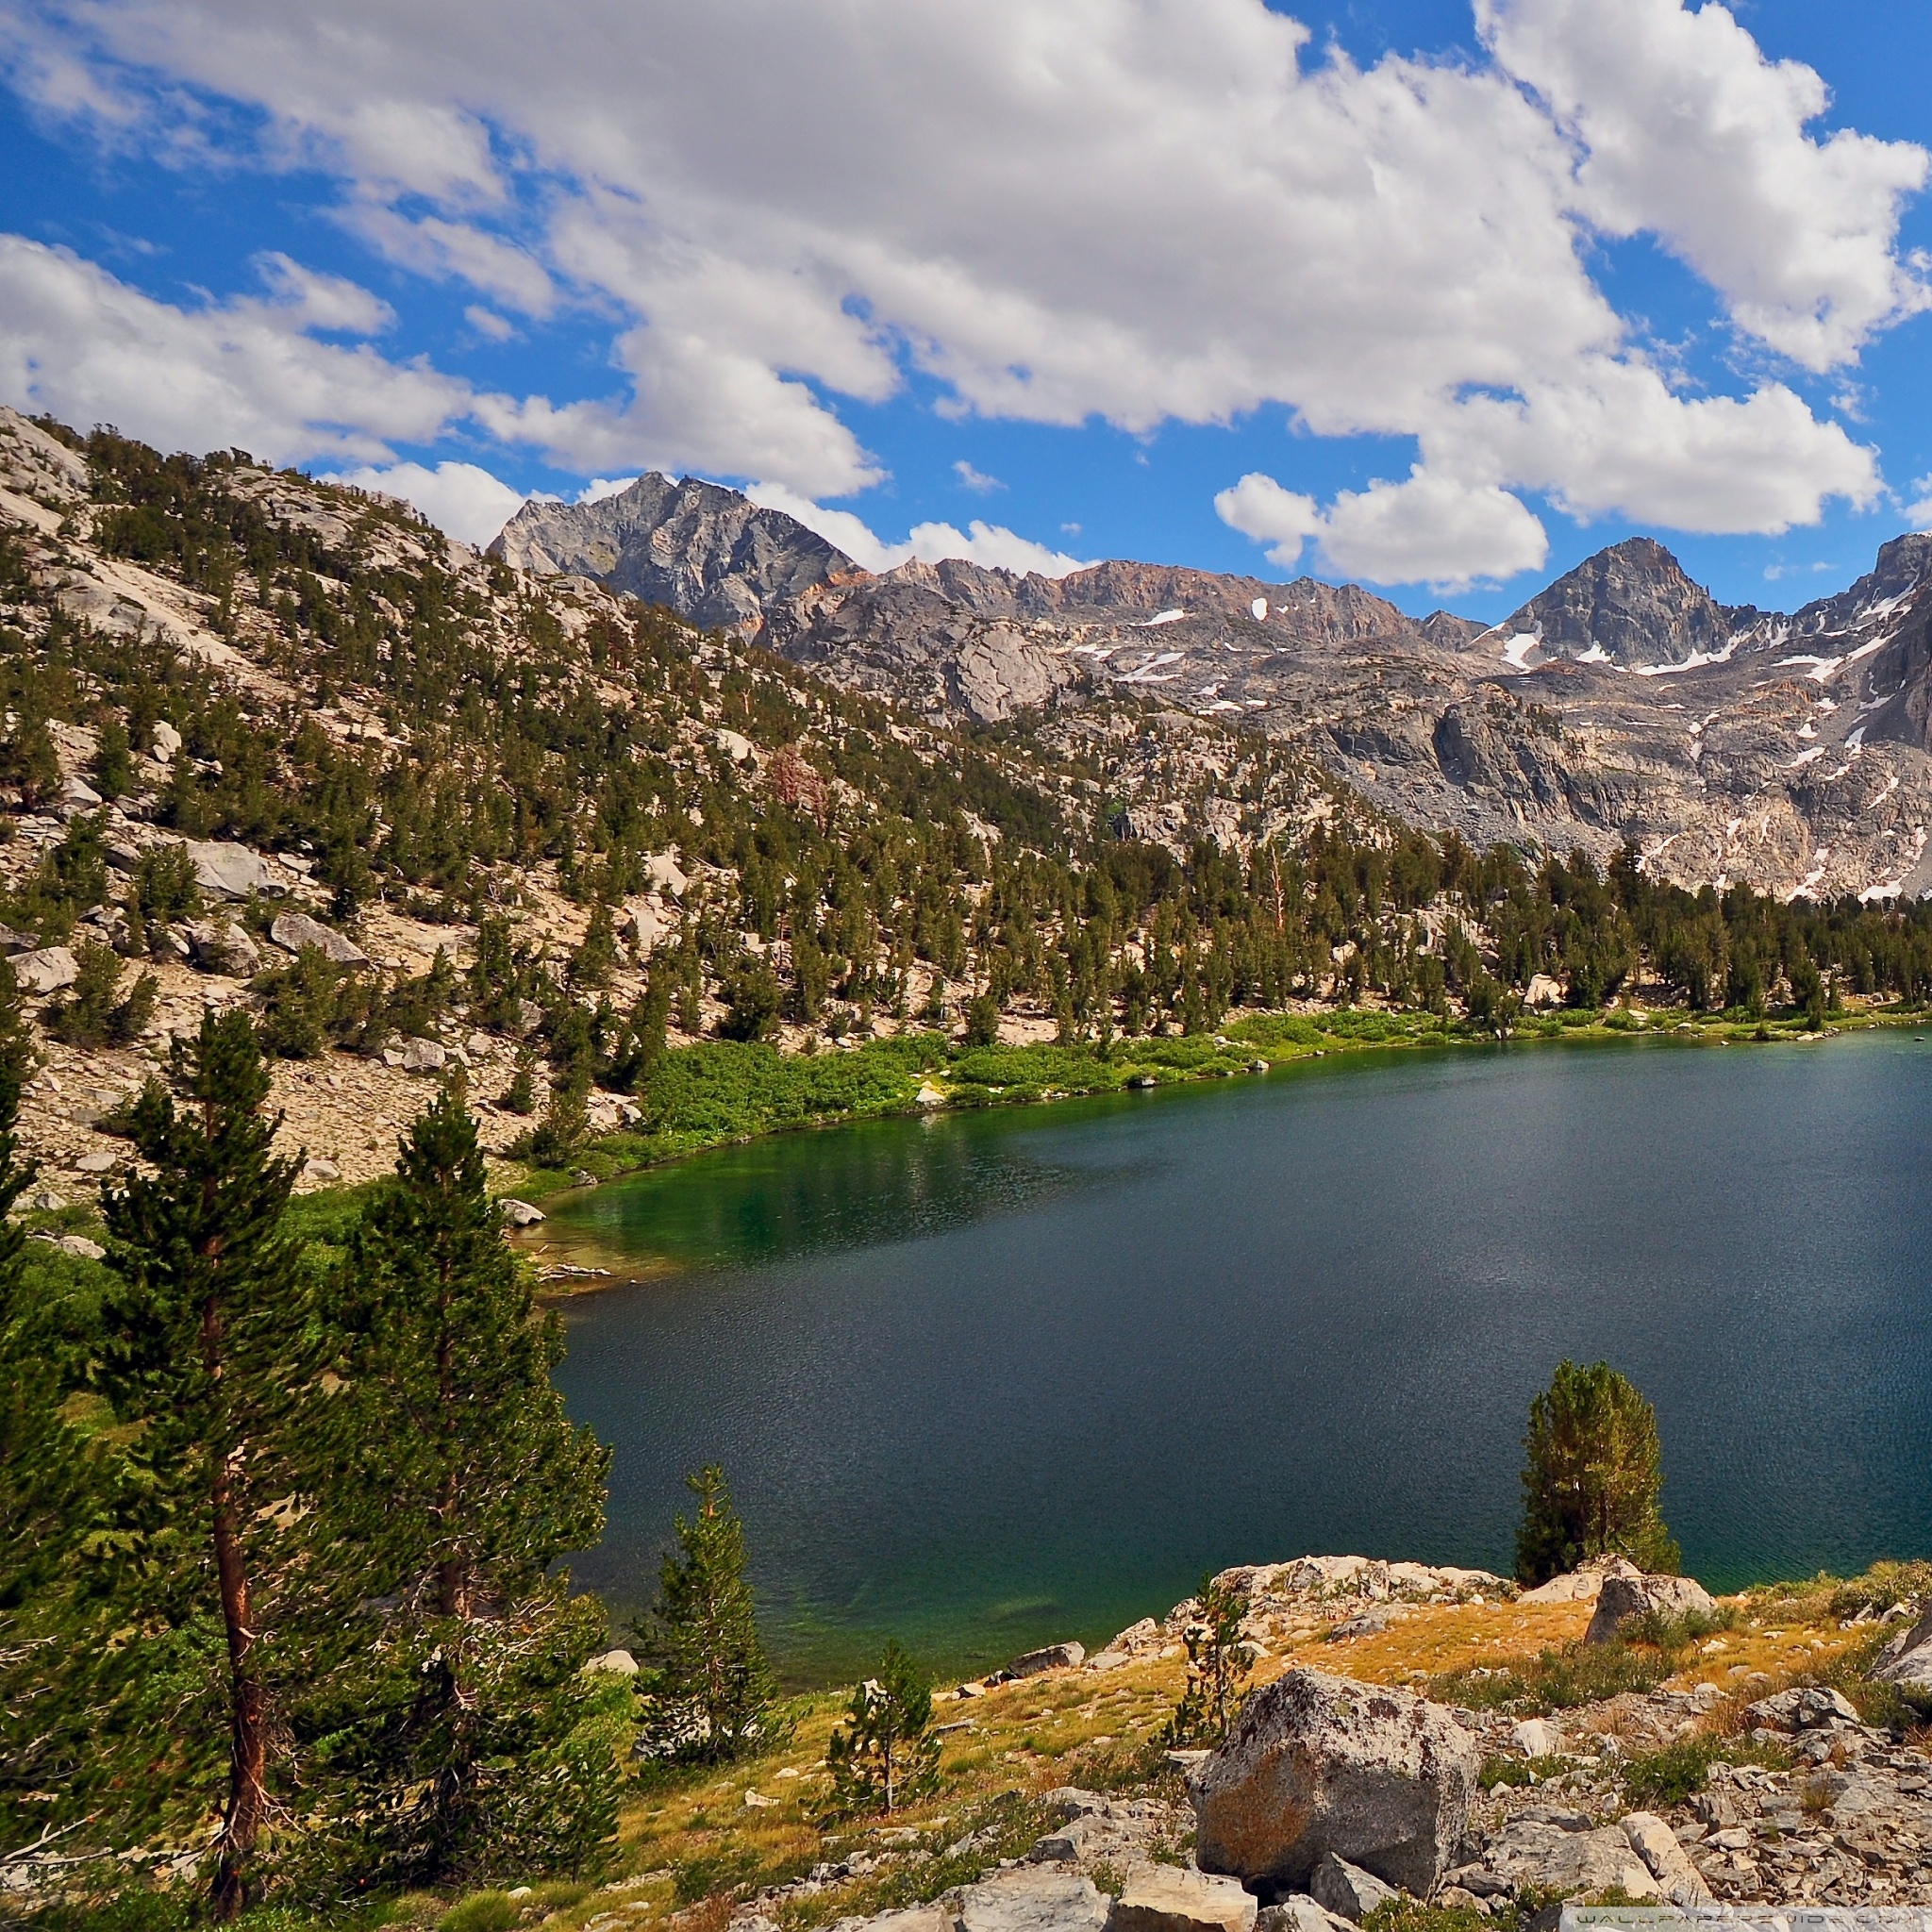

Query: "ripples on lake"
left=550, top=1032, right=1932, bottom=1683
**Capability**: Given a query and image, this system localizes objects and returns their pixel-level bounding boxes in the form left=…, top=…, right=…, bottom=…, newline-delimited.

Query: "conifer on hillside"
left=1515, top=1358, right=1680, bottom=1586
left=313, top=1088, right=616, bottom=1887
left=633, top=1465, right=780, bottom=1763
left=98, top=1011, right=314, bottom=1920
left=823, top=1640, right=940, bottom=1818
left=0, top=960, right=106, bottom=1857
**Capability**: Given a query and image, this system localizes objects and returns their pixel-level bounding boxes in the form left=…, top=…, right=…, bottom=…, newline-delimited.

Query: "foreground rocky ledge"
left=703, top=1554, right=1932, bottom=1932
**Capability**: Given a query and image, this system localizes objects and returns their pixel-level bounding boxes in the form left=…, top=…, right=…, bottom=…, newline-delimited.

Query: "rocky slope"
left=498, top=480, right=1932, bottom=899
left=0, top=408, right=1367, bottom=1195
left=491, top=473, right=854, bottom=632
left=574, top=1550, right=1932, bottom=1932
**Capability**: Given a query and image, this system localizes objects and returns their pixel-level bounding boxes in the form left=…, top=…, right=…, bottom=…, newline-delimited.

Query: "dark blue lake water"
left=547, top=1031, right=1932, bottom=1684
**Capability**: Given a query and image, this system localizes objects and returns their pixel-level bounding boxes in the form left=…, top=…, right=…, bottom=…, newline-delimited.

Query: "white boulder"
left=1583, top=1571, right=1713, bottom=1646
left=1191, top=1668, right=1478, bottom=1898
left=270, top=911, right=369, bottom=966
left=10, top=946, right=77, bottom=994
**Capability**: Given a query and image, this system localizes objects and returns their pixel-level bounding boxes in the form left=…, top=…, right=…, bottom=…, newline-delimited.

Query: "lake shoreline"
left=511, top=999, right=1924, bottom=1291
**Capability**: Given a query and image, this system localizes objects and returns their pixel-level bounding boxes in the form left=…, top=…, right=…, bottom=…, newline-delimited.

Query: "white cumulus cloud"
left=748, top=483, right=1088, bottom=576
left=1476, top=0, right=1930, bottom=372
left=1, top=0, right=1924, bottom=580
left=1215, top=467, right=1548, bottom=589
left=0, top=235, right=469, bottom=463
left=328, top=458, right=526, bottom=545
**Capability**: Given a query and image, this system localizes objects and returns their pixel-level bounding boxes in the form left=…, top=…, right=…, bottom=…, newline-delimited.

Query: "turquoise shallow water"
left=548, top=1032, right=1932, bottom=1685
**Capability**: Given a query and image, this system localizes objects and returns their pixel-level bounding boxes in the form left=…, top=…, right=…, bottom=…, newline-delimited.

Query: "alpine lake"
left=542, top=1027, right=1932, bottom=1686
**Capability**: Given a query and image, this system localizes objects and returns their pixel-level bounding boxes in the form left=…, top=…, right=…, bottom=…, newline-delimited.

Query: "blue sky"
left=1, top=0, right=1929, bottom=622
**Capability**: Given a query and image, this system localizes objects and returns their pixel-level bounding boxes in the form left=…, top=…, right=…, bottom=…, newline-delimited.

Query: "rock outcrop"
left=1190, top=1668, right=1479, bottom=1899
left=1110, top=1864, right=1257, bottom=1932
left=1583, top=1571, right=1715, bottom=1646
left=269, top=911, right=369, bottom=966
left=11, top=946, right=77, bottom=995
left=491, top=475, right=852, bottom=634
left=956, top=1869, right=1111, bottom=1932
left=1874, top=1606, right=1932, bottom=1692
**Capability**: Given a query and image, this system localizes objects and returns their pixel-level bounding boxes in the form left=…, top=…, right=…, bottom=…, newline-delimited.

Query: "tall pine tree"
left=98, top=1010, right=314, bottom=1920
left=312, top=1087, right=616, bottom=1887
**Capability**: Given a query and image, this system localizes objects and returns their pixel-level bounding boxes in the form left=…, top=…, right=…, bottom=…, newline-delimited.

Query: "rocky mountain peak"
left=1496, top=536, right=1740, bottom=667
left=491, top=473, right=853, bottom=633
left=1789, top=532, right=1932, bottom=640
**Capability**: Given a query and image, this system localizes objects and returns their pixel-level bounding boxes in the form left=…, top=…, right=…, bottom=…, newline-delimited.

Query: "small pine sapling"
left=1162, top=1572, right=1254, bottom=1745
left=823, top=1641, right=941, bottom=1818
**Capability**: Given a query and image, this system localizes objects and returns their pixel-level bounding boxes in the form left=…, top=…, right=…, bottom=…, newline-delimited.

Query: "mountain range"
left=495, top=480, right=1932, bottom=901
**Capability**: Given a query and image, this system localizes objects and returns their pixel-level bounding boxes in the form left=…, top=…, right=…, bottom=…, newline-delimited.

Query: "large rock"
left=10, top=945, right=77, bottom=994
left=1008, top=1641, right=1087, bottom=1678
left=269, top=910, right=369, bottom=965
left=184, top=918, right=262, bottom=978
left=1307, top=1854, right=1395, bottom=1923
left=1583, top=1571, right=1714, bottom=1645
left=1743, top=1686, right=1860, bottom=1733
left=1517, top=1556, right=1641, bottom=1607
left=955, top=1869, right=1110, bottom=1932
left=1477, top=1812, right=1659, bottom=1899
left=1874, top=1607, right=1932, bottom=1692
left=183, top=840, right=267, bottom=901
left=1190, top=1668, right=1479, bottom=1899
left=583, top=1648, right=639, bottom=1676
left=1110, top=1863, right=1257, bottom=1932
left=392, top=1038, right=446, bottom=1074
left=1620, top=1810, right=1711, bottom=1905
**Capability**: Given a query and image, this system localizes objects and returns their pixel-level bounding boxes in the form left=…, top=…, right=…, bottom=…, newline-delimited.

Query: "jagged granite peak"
left=490, top=473, right=854, bottom=633
left=1789, top=533, right=1932, bottom=639
left=1495, top=537, right=1747, bottom=667
left=491, top=468, right=1445, bottom=652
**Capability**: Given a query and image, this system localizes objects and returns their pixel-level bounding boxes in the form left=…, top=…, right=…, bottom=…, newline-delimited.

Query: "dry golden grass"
left=510, top=1580, right=1885, bottom=1932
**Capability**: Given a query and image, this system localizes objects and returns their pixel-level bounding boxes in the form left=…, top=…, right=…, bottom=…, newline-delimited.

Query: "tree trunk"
left=208, top=1434, right=265, bottom=1922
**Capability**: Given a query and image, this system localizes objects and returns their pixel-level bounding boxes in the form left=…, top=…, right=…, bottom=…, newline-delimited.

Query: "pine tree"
left=633, top=1466, right=779, bottom=1762
left=313, top=1088, right=615, bottom=1887
left=822, top=1641, right=940, bottom=1818
left=98, top=1010, right=314, bottom=1920
left=1515, top=1359, right=1680, bottom=1586
left=1162, top=1572, right=1254, bottom=1745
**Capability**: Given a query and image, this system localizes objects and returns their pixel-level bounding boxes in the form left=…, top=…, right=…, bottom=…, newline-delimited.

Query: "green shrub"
left=1623, top=1603, right=1739, bottom=1660
left=1479, top=1751, right=1539, bottom=1790
left=1529, top=1641, right=1670, bottom=1709
left=1621, top=1736, right=1724, bottom=1808
left=1361, top=1899, right=1499, bottom=1932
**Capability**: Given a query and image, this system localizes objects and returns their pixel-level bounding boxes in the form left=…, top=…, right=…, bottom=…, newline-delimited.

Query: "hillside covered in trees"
left=1, top=408, right=1930, bottom=1199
